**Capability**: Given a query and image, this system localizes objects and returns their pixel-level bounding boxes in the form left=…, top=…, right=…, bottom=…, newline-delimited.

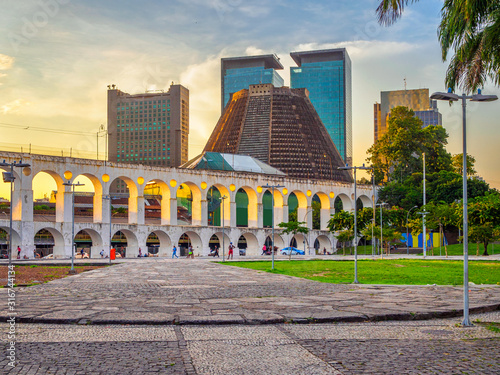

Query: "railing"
left=0, top=142, right=105, bottom=160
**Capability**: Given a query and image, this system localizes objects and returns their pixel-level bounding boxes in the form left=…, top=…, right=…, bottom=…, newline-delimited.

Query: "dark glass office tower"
left=290, top=48, right=352, bottom=166
left=221, top=54, right=284, bottom=112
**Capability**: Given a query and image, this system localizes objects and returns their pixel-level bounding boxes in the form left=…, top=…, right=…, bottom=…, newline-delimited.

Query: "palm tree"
left=376, top=0, right=500, bottom=93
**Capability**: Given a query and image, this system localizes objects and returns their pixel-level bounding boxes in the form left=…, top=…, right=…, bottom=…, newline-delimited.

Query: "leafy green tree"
left=278, top=221, right=309, bottom=259
left=452, top=154, right=476, bottom=176
left=327, top=210, right=354, bottom=233
left=467, top=192, right=500, bottom=255
left=336, top=229, right=354, bottom=256
left=361, top=223, right=381, bottom=253
left=424, top=202, right=459, bottom=257
left=367, top=106, right=452, bottom=182
left=357, top=207, right=375, bottom=232
left=375, top=0, right=500, bottom=93
left=379, top=170, right=491, bottom=209
left=383, top=227, right=402, bottom=255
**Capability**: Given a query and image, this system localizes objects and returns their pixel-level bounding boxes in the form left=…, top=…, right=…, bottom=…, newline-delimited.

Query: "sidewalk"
left=1, top=257, right=499, bottom=325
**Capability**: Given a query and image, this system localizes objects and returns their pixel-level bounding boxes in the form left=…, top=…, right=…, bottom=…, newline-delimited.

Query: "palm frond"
left=376, top=0, right=417, bottom=26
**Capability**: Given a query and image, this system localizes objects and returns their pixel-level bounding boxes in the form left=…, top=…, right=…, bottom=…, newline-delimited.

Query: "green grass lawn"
left=334, top=243, right=498, bottom=257
left=226, top=259, right=500, bottom=285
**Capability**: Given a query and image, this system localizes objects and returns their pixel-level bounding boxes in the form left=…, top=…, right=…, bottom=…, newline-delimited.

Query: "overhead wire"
left=0, top=121, right=103, bottom=136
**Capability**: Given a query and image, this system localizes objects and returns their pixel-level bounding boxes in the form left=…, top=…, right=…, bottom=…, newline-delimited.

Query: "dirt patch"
left=0, top=265, right=106, bottom=286
left=311, top=272, right=331, bottom=277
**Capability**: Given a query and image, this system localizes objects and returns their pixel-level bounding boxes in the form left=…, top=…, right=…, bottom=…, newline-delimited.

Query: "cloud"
left=0, top=99, right=29, bottom=114
left=294, top=40, right=415, bottom=60
left=245, top=46, right=268, bottom=56
left=0, top=54, right=15, bottom=70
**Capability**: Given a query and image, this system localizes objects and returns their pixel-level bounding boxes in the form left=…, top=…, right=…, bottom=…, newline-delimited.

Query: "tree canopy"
left=379, top=170, right=491, bottom=209
left=367, top=106, right=452, bottom=183
left=451, top=153, right=476, bottom=176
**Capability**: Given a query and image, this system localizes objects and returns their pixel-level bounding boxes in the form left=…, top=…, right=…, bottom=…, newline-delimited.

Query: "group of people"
left=137, top=248, right=152, bottom=257
left=208, top=242, right=235, bottom=259
left=172, top=245, right=195, bottom=259
left=261, top=245, right=278, bottom=255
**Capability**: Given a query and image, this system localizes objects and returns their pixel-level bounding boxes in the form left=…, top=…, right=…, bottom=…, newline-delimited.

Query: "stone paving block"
left=242, top=312, right=285, bottom=324
left=187, top=339, right=342, bottom=375
left=3, top=259, right=500, bottom=326
left=178, top=314, right=245, bottom=325
left=92, top=312, right=176, bottom=324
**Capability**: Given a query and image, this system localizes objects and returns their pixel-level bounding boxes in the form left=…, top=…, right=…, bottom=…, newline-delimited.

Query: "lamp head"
left=430, top=91, right=459, bottom=101
left=470, top=89, right=498, bottom=102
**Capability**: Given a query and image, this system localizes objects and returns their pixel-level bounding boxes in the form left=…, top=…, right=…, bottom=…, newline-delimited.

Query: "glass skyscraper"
left=221, top=55, right=284, bottom=112
left=290, top=49, right=352, bottom=166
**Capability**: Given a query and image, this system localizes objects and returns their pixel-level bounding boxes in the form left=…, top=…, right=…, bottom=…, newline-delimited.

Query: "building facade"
left=107, top=84, right=189, bottom=192
left=107, top=84, right=189, bottom=168
left=290, top=48, right=352, bottom=166
left=221, top=54, right=284, bottom=112
left=205, top=84, right=351, bottom=182
left=374, top=88, right=442, bottom=142
left=0, top=151, right=374, bottom=259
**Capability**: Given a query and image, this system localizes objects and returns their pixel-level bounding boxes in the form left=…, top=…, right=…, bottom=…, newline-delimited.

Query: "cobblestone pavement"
left=1, top=312, right=499, bottom=374
left=1, top=258, right=499, bottom=325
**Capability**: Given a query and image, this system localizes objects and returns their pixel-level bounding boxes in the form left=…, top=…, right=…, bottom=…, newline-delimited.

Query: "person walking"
left=228, top=242, right=234, bottom=260
left=172, top=245, right=178, bottom=259
left=100, top=249, right=104, bottom=258
left=262, top=244, right=267, bottom=255
left=214, top=245, right=219, bottom=257
left=138, top=248, right=142, bottom=257
left=188, top=245, right=194, bottom=259
left=17, top=246, right=21, bottom=259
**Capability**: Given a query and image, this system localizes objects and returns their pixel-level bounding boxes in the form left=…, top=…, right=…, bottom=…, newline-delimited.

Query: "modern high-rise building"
left=107, top=83, right=189, bottom=168
left=290, top=48, right=352, bottom=166
left=205, top=84, right=351, bottom=182
left=221, top=54, right=284, bottom=112
left=374, top=88, right=442, bottom=142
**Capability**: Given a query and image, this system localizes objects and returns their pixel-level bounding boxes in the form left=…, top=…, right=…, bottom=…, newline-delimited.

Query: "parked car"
left=42, top=254, right=54, bottom=259
left=280, top=247, right=305, bottom=256
left=0, top=250, right=8, bottom=259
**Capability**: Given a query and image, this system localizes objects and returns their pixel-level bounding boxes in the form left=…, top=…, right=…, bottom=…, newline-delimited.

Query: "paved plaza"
left=1, top=257, right=499, bottom=374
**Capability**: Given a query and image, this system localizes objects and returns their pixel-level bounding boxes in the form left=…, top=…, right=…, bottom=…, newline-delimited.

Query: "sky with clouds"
left=1, top=0, right=499, bottom=198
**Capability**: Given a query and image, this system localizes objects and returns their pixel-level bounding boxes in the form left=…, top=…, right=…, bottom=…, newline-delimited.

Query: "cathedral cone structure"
left=204, top=84, right=352, bottom=182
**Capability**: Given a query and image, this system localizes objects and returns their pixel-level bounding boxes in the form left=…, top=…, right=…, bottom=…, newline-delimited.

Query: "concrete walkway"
left=2, top=257, right=499, bottom=325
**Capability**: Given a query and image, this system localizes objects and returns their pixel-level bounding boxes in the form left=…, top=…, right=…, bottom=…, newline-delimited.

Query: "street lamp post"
left=263, top=184, right=284, bottom=270
left=0, top=160, right=31, bottom=269
left=430, top=88, right=498, bottom=327
left=338, top=164, right=373, bottom=284
left=418, top=211, right=429, bottom=258
left=63, top=180, right=85, bottom=274
left=406, top=206, right=418, bottom=255
left=423, top=152, right=427, bottom=258
left=376, top=202, right=387, bottom=257
left=302, top=209, right=313, bottom=255
left=219, top=195, right=227, bottom=262
left=103, top=195, right=113, bottom=265
left=372, top=174, right=376, bottom=257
